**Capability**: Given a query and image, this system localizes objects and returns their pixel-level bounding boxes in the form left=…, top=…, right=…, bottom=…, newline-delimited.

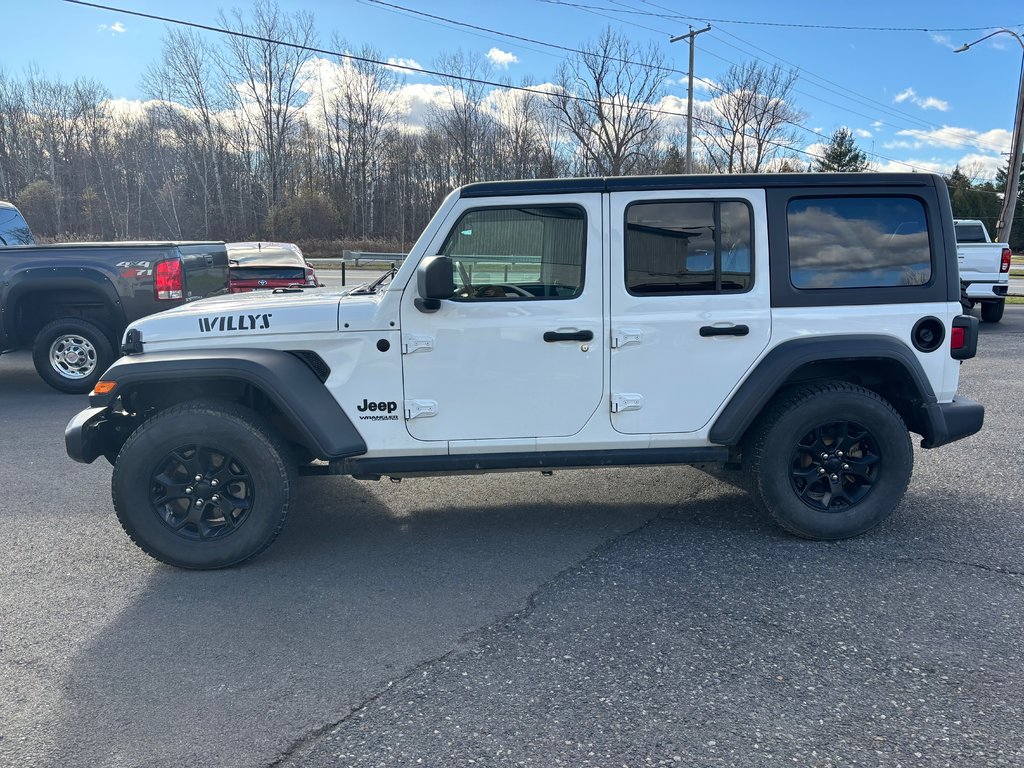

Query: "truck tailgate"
left=179, top=243, right=230, bottom=300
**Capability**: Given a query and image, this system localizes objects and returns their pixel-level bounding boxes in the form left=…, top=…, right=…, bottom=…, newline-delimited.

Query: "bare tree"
left=696, top=61, right=806, bottom=173
left=426, top=50, right=497, bottom=187
left=550, top=28, right=668, bottom=176
left=218, top=0, right=316, bottom=215
left=144, top=28, right=232, bottom=236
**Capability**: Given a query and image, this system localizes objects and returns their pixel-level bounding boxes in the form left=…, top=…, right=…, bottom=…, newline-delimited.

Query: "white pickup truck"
left=954, top=218, right=1011, bottom=322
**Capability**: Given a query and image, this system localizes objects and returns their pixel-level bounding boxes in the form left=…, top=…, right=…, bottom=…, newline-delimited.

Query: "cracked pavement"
left=2, top=307, right=1023, bottom=767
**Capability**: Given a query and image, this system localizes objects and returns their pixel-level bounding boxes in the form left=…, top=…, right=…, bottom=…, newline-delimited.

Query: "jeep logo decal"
left=357, top=399, right=400, bottom=421
left=198, top=314, right=273, bottom=333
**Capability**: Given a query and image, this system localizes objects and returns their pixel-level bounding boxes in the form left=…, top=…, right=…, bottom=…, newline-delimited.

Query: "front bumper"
left=919, top=397, right=985, bottom=449
left=65, top=405, right=114, bottom=466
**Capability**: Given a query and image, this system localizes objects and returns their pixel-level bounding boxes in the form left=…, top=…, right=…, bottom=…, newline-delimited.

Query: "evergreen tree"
left=815, top=127, right=869, bottom=172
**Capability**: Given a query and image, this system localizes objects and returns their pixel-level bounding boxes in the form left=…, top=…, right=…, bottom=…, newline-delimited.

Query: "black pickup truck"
left=0, top=201, right=229, bottom=393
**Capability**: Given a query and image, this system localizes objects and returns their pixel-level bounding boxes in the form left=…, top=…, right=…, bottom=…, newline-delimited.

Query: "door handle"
left=699, top=324, right=749, bottom=337
left=205, top=255, right=215, bottom=266
left=544, top=330, right=594, bottom=342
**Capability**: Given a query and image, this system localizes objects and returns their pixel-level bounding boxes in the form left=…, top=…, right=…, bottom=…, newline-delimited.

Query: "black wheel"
left=745, top=382, right=913, bottom=540
left=980, top=299, right=1004, bottom=323
left=111, top=400, right=297, bottom=569
left=32, top=318, right=115, bottom=394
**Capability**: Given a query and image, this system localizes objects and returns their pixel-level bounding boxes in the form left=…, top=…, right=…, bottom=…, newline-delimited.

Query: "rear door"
left=608, top=189, right=772, bottom=434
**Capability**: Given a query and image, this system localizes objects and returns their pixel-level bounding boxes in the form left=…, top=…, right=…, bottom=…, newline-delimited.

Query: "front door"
left=400, top=194, right=604, bottom=442
left=609, top=189, right=772, bottom=434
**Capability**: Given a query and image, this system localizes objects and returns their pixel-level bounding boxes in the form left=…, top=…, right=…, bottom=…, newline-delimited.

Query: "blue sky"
left=5, top=0, right=1024, bottom=181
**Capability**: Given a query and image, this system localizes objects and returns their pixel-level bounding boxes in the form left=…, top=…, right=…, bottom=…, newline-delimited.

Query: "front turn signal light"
left=92, top=380, right=117, bottom=395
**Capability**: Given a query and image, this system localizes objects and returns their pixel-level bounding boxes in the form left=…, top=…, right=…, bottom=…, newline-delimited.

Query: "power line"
left=365, top=0, right=1005, bottom=180
left=60, top=0, right=1002, bottom=185
left=626, top=0, right=1012, bottom=155
left=539, top=0, right=1022, bottom=33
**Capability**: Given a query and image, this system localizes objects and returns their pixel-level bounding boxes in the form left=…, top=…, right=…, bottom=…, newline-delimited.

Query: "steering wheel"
left=485, top=283, right=533, bottom=297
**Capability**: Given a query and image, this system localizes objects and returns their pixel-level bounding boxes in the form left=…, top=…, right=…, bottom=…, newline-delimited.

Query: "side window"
left=439, top=205, right=585, bottom=299
left=788, top=197, right=931, bottom=289
left=625, top=200, right=752, bottom=295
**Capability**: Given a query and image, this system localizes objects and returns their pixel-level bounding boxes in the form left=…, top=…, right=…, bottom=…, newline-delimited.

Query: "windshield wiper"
left=350, top=266, right=396, bottom=295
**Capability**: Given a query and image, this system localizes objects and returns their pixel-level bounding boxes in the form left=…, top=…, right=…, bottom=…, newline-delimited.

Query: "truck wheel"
left=32, top=318, right=115, bottom=394
left=980, top=299, right=1004, bottom=323
left=111, top=400, right=297, bottom=569
left=745, top=382, right=912, bottom=540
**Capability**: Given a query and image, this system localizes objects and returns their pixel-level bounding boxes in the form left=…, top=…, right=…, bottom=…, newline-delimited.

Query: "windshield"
left=0, top=206, right=35, bottom=245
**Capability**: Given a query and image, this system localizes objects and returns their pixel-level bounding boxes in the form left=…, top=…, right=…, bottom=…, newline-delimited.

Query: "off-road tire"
left=744, top=381, right=913, bottom=540
left=112, top=400, right=297, bottom=569
left=32, top=318, right=115, bottom=394
left=981, top=299, right=1004, bottom=323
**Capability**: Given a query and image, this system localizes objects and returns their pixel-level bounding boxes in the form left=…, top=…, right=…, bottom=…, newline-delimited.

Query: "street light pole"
left=670, top=24, right=711, bottom=174
left=955, top=28, right=1024, bottom=245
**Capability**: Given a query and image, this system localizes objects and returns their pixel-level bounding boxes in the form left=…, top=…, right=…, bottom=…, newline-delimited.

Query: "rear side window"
left=787, top=197, right=930, bottom=289
left=625, top=200, right=752, bottom=295
left=440, top=205, right=585, bottom=299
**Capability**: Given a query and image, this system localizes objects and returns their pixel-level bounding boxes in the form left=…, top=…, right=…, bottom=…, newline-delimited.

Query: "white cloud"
left=395, top=82, right=451, bottom=129
left=855, top=128, right=872, bottom=138
left=871, top=120, right=883, bottom=129
left=98, top=22, right=126, bottom=34
left=893, top=87, right=950, bottom=112
left=486, top=48, right=519, bottom=69
left=930, top=33, right=956, bottom=50
left=895, top=125, right=1011, bottom=152
left=386, top=57, right=422, bottom=73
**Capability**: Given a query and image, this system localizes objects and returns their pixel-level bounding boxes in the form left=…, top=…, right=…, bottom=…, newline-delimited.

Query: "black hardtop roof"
left=460, top=172, right=940, bottom=198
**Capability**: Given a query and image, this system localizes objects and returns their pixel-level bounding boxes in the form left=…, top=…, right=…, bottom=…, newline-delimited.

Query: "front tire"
left=32, top=318, right=115, bottom=394
left=111, top=400, right=296, bottom=569
left=981, top=299, right=1004, bottom=323
left=745, top=382, right=912, bottom=540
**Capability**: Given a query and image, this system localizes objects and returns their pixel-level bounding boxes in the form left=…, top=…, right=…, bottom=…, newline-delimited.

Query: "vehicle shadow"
left=37, top=467, right=753, bottom=767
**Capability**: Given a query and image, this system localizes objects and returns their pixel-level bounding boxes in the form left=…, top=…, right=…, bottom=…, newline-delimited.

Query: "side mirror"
left=415, top=255, right=454, bottom=313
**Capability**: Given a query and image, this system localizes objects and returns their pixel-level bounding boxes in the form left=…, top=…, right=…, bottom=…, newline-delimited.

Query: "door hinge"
left=611, top=393, right=644, bottom=413
left=611, top=328, right=643, bottom=348
left=402, top=335, right=434, bottom=354
left=404, top=399, right=438, bottom=419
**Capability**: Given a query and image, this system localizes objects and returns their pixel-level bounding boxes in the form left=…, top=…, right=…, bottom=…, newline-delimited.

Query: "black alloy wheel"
left=149, top=444, right=255, bottom=541
left=789, top=421, right=879, bottom=512
left=744, top=381, right=912, bottom=541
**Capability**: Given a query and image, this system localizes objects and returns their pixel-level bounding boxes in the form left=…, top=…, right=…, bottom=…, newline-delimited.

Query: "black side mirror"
left=415, top=255, right=454, bottom=313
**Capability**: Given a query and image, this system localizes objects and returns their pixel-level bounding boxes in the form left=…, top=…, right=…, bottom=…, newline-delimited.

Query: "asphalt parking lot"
left=2, top=308, right=1023, bottom=768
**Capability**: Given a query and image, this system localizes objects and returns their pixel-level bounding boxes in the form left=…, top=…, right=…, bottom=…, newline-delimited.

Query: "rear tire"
left=981, top=299, right=1004, bottom=323
left=745, top=382, right=912, bottom=540
left=32, top=318, right=115, bottom=394
left=112, top=400, right=296, bottom=569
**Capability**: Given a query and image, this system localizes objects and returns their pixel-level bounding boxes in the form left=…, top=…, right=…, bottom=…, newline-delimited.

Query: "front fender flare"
left=88, top=348, right=367, bottom=460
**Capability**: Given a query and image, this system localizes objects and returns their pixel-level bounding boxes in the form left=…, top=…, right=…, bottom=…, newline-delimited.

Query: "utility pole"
left=670, top=24, right=711, bottom=174
left=956, top=29, right=1024, bottom=244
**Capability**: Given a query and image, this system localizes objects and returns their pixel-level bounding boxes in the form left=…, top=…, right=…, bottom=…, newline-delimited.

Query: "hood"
left=128, top=288, right=382, bottom=347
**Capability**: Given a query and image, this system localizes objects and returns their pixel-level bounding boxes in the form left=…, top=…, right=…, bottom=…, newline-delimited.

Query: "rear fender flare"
left=709, top=334, right=937, bottom=446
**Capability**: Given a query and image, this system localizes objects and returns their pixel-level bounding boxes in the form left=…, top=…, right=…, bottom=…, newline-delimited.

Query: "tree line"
left=0, top=0, right=1017, bottom=252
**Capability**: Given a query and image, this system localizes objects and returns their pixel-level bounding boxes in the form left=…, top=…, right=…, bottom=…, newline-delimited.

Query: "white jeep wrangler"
left=66, top=173, right=983, bottom=569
